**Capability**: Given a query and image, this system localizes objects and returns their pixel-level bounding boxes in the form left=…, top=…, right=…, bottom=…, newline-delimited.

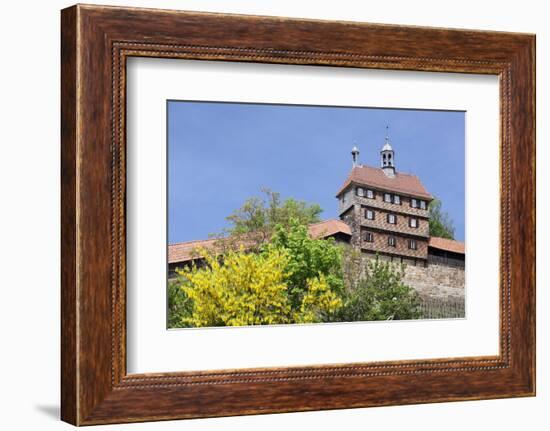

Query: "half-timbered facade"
left=337, top=136, right=433, bottom=265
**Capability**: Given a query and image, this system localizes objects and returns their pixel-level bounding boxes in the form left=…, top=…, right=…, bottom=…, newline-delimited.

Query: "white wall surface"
left=0, top=0, right=546, bottom=430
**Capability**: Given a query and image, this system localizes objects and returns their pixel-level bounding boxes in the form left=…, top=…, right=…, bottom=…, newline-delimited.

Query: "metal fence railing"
left=418, top=296, right=465, bottom=319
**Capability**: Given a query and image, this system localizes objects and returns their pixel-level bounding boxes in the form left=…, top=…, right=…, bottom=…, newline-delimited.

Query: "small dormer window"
left=420, top=200, right=427, bottom=210
left=357, top=187, right=364, bottom=197
left=394, top=195, right=401, bottom=205
left=411, top=198, right=418, bottom=208
left=366, top=189, right=374, bottom=199
left=384, top=193, right=392, bottom=203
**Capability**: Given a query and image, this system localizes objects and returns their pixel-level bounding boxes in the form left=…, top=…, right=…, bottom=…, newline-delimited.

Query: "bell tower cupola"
left=380, top=126, right=395, bottom=177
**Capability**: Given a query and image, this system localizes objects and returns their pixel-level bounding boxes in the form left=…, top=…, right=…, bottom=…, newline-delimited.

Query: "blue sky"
left=168, top=101, right=465, bottom=243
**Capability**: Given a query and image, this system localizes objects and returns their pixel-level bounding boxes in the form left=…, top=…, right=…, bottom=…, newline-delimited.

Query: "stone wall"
left=402, top=261, right=465, bottom=300
left=360, top=253, right=465, bottom=300
left=340, top=206, right=361, bottom=247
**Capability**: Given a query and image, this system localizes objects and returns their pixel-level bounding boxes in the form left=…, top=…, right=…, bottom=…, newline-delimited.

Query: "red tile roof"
left=337, top=165, right=432, bottom=199
left=428, top=237, right=465, bottom=255
left=168, top=219, right=351, bottom=264
left=308, top=219, right=352, bottom=239
left=168, top=237, right=219, bottom=264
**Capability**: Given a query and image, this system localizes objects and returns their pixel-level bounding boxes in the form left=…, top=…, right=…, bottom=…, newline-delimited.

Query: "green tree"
left=167, top=279, right=194, bottom=328
left=338, top=257, right=421, bottom=322
left=268, top=220, right=345, bottom=314
left=429, top=198, right=455, bottom=239
left=224, top=188, right=322, bottom=242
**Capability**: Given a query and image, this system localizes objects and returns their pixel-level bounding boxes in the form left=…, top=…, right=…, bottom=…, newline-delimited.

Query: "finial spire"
left=351, top=143, right=360, bottom=168
left=385, top=125, right=389, bottom=142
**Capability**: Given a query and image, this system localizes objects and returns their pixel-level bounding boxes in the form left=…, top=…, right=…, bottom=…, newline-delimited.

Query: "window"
left=388, top=236, right=396, bottom=247
left=387, top=213, right=396, bottom=224
left=420, top=200, right=427, bottom=210
left=408, top=239, right=417, bottom=250
left=365, top=209, right=375, bottom=220
left=366, top=189, right=374, bottom=199
left=411, top=198, right=418, bottom=208
left=357, top=187, right=364, bottom=197
left=365, top=232, right=374, bottom=242
left=384, top=193, right=392, bottom=203
left=394, top=195, right=401, bottom=205
left=409, top=217, right=418, bottom=228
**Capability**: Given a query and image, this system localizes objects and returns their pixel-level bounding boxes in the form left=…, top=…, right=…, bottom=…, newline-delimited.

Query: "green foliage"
left=168, top=190, right=423, bottom=328
left=429, top=198, right=455, bottom=239
left=167, top=279, right=194, bottom=328
left=338, top=257, right=422, bottom=322
left=174, top=245, right=342, bottom=327
left=268, top=220, right=344, bottom=313
left=224, top=188, right=322, bottom=241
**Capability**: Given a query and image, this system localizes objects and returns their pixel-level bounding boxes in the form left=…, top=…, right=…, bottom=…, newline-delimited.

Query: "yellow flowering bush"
left=294, top=274, right=342, bottom=323
left=176, top=244, right=343, bottom=327
left=177, top=246, right=293, bottom=326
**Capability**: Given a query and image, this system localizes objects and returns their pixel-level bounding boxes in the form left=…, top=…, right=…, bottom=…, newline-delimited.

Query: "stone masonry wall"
left=402, top=261, right=465, bottom=300
left=360, top=253, right=465, bottom=300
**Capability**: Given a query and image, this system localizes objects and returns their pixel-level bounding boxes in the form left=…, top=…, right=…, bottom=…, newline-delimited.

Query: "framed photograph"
left=61, top=4, right=535, bottom=425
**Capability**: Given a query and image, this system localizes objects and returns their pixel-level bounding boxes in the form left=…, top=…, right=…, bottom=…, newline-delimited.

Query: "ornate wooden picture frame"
left=61, top=4, right=535, bottom=425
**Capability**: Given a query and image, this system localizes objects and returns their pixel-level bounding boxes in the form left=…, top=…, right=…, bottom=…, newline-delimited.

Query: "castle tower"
left=380, top=126, right=395, bottom=178
left=336, top=132, right=433, bottom=265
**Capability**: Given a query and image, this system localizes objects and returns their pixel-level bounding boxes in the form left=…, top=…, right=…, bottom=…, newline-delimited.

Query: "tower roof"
left=381, top=126, right=393, bottom=152
left=381, top=141, right=393, bottom=152
left=336, top=164, right=432, bottom=199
